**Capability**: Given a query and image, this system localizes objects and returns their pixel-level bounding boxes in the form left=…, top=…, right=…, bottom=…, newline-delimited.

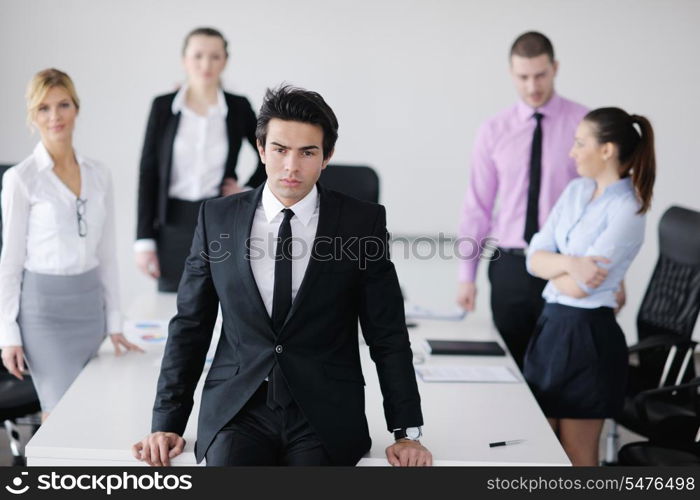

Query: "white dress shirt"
left=133, top=85, right=230, bottom=254
left=250, top=183, right=319, bottom=317
left=0, top=142, right=122, bottom=346
left=169, top=85, right=229, bottom=200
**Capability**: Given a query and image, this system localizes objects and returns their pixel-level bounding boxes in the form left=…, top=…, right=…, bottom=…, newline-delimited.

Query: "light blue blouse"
left=526, top=176, right=646, bottom=309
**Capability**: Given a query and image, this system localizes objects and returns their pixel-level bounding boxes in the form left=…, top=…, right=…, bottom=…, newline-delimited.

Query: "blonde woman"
left=0, top=69, right=142, bottom=421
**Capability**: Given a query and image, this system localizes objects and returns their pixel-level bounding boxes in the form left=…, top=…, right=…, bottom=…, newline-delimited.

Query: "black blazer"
left=136, top=91, right=267, bottom=240
left=151, top=184, right=423, bottom=465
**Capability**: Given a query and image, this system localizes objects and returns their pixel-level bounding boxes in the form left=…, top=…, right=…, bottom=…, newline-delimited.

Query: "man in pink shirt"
left=456, top=32, right=588, bottom=368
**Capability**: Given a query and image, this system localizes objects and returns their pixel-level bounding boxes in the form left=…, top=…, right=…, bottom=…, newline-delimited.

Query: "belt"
left=497, top=247, right=527, bottom=257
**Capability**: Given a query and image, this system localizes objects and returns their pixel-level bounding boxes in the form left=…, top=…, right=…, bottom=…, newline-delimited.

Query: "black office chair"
left=0, top=367, right=41, bottom=466
left=0, top=163, right=42, bottom=465
left=606, top=206, right=700, bottom=463
left=629, top=206, right=700, bottom=386
left=319, top=164, right=380, bottom=203
left=618, top=443, right=700, bottom=466
left=617, top=377, right=700, bottom=465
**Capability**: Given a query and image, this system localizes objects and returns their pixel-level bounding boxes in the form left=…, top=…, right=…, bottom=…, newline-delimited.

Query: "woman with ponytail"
left=523, top=107, right=656, bottom=465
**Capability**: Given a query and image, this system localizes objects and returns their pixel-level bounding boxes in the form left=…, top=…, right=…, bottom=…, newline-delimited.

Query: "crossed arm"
left=528, top=251, right=611, bottom=298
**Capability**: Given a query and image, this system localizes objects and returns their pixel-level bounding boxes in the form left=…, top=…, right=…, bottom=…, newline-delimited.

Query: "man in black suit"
left=133, top=86, right=431, bottom=466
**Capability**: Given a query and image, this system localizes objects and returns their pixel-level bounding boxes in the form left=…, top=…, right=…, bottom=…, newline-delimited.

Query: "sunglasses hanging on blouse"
left=76, top=197, right=87, bottom=237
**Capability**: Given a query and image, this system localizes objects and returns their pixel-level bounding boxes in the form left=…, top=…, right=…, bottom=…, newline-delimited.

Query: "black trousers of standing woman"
left=156, top=198, right=207, bottom=292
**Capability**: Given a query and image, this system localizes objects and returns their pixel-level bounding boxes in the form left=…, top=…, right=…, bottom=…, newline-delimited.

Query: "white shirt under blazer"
left=168, top=85, right=229, bottom=201
left=250, top=183, right=320, bottom=317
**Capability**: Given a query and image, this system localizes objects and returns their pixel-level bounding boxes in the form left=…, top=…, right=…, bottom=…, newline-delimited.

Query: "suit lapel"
left=232, top=184, right=276, bottom=335
left=223, top=93, right=236, bottom=178
left=281, top=183, right=341, bottom=331
left=161, top=110, right=181, bottom=189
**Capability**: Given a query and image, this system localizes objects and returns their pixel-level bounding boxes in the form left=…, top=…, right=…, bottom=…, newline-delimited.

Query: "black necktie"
left=524, top=112, right=544, bottom=244
left=271, top=208, right=295, bottom=331
left=268, top=208, right=295, bottom=409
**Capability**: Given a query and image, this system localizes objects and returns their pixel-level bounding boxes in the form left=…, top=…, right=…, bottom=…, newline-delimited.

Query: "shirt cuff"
left=134, top=239, right=157, bottom=253
left=458, top=260, right=477, bottom=283
left=106, top=311, right=122, bottom=334
left=0, top=321, right=23, bottom=347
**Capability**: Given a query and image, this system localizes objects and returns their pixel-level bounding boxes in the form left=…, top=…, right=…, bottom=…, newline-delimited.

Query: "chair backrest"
left=0, top=164, right=14, bottom=253
left=634, top=206, right=700, bottom=388
left=318, top=164, right=379, bottom=204
left=637, top=206, right=700, bottom=340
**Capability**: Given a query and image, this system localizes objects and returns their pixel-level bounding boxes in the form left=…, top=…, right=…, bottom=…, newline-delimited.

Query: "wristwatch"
left=394, top=427, right=422, bottom=441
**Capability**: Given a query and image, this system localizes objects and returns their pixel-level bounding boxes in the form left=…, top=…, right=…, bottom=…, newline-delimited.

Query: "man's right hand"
left=567, top=256, right=610, bottom=289
left=456, top=282, right=476, bottom=312
left=135, top=250, right=161, bottom=279
left=132, top=432, right=185, bottom=466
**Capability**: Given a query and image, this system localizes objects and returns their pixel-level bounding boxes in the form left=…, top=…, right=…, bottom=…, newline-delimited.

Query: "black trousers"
left=156, top=198, right=206, bottom=293
left=488, top=249, right=547, bottom=370
left=205, top=382, right=332, bottom=466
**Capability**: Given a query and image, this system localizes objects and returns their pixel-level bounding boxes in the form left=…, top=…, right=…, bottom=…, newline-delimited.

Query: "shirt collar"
left=261, top=183, right=319, bottom=226
left=604, top=176, right=634, bottom=196
left=171, top=84, right=228, bottom=116
left=33, top=141, right=86, bottom=171
left=516, top=92, right=562, bottom=122
left=582, top=176, right=634, bottom=199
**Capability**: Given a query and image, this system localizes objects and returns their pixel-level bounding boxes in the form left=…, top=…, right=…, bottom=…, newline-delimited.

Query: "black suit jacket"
left=136, top=91, right=267, bottom=240
left=151, top=184, right=423, bottom=465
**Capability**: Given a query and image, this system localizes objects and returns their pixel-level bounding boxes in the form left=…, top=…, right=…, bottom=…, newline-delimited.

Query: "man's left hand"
left=385, top=439, right=433, bottom=466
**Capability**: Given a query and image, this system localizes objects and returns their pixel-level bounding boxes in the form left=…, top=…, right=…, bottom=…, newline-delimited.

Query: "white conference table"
left=25, top=292, right=569, bottom=466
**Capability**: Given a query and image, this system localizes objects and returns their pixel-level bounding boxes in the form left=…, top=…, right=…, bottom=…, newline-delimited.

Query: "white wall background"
left=1, top=0, right=699, bottom=340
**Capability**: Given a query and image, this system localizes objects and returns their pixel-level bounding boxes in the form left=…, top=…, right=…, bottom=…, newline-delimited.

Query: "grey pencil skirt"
left=18, top=268, right=107, bottom=412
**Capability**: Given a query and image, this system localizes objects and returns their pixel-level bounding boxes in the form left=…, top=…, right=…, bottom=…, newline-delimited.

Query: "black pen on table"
left=489, top=439, right=525, bottom=448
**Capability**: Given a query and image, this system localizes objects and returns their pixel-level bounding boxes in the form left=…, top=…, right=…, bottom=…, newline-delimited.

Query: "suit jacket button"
left=275, top=345, right=283, bottom=354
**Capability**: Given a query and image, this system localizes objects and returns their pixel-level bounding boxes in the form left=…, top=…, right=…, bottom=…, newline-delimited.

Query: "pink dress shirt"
left=458, top=93, right=588, bottom=282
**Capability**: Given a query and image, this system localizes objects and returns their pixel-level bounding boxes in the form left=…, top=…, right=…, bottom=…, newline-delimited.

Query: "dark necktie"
left=524, top=112, right=544, bottom=244
left=271, top=208, right=295, bottom=331
left=268, top=208, right=295, bottom=409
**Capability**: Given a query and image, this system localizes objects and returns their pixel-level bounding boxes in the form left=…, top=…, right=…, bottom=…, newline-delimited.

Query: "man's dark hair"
left=510, top=31, right=555, bottom=62
left=256, top=85, right=339, bottom=159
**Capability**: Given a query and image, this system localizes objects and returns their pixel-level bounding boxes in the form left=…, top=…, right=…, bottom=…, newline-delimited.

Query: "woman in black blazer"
left=135, top=27, right=266, bottom=292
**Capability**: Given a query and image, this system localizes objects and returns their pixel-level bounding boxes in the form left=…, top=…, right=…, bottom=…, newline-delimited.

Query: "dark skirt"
left=157, top=198, right=205, bottom=292
left=523, top=303, right=628, bottom=419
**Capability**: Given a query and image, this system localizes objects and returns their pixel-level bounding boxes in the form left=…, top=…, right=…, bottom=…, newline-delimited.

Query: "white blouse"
left=0, top=142, right=122, bottom=346
left=168, top=84, right=229, bottom=200
left=133, top=86, right=230, bottom=254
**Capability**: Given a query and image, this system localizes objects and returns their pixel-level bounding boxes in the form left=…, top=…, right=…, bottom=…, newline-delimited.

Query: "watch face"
left=407, top=427, right=421, bottom=439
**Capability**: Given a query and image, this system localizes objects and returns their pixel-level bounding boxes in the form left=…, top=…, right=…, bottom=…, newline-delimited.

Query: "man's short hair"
left=256, top=85, right=339, bottom=159
left=510, top=31, right=555, bottom=62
